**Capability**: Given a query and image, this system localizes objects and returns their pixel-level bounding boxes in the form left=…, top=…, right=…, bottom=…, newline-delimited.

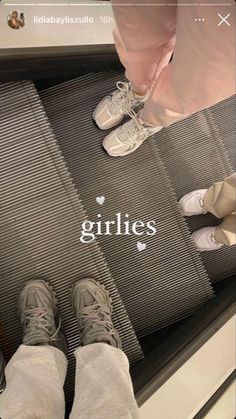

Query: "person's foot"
left=18, top=279, right=67, bottom=354
left=71, top=278, right=122, bottom=348
left=103, top=110, right=162, bottom=157
left=179, top=189, right=208, bottom=216
left=93, top=81, right=148, bottom=130
left=0, top=350, right=6, bottom=394
left=192, top=227, right=223, bottom=252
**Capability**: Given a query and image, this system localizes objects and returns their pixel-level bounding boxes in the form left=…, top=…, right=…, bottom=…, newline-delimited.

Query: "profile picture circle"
left=8, top=11, right=25, bottom=30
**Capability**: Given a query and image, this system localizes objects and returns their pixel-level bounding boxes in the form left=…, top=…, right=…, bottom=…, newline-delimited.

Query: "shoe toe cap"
left=192, top=227, right=222, bottom=251
left=103, top=132, right=124, bottom=157
left=93, top=97, right=123, bottom=130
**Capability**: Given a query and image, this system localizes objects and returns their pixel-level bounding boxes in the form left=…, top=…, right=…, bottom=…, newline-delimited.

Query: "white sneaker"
left=93, top=81, right=147, bottom=130
left=103, top=110, right=163, bottom=157
left=192, top=227, right=223, bottom=252
left=179, top=189, right=208, bottom=216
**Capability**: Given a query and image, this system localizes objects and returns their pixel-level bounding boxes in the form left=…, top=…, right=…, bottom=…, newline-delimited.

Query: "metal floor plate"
left=0, top=81, right=143, bottom=401
left=40, top=71, right=215, bottom=338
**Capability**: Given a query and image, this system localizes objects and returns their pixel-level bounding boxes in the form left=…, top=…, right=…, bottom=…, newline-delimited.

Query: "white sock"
left=133, top=92, right=146, bottom=100
left=131, top=88, right=149, bottom=102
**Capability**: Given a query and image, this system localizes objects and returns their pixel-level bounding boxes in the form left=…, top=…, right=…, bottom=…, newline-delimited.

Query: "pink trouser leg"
left=112, top=1, right=235, bottom=127
left=112, top=0, right=177, bottom=94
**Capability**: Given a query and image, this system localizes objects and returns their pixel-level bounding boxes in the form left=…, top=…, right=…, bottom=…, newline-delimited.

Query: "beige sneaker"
left=179, top=189, right=208, bottom=216
left=93, top=81, right=147, bottom=130
left=103, top=110, right=162, bottom=157
left=192, top=227, right=223, bottom=252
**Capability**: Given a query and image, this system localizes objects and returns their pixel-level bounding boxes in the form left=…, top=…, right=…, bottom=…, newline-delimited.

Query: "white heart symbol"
left=96, top=196, right=105, bottom=206
left=137, top=241, right=146, bottom=252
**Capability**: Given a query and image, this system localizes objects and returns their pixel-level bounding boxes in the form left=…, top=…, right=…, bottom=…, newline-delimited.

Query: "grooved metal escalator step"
left=209, top=94, right=236, bottom=171
left=40, top=71, right=215, bottom=338
left=0, top=80, right=143, bottom=402
left=155, top=95, right=236, bottom=283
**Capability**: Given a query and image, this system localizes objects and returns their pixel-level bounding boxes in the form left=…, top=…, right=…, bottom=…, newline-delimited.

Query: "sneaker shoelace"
left=109, top=81, right=138, bottom=114
left=109, top=81, right=150, bottom=145
left=79, top=302, right=115, bottom=335
left=118, top=108, right=150, bottom=145
left=23, top=306, right=61, bottom=342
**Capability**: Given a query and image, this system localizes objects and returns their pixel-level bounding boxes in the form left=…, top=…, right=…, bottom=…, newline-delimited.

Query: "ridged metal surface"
left=155, top=96, right=236, bottom=283
left=0, top=81, right=143, bottom=401
left=40, top=71, right=214, bottom=338
left=209, top=94, right=236, bottom=171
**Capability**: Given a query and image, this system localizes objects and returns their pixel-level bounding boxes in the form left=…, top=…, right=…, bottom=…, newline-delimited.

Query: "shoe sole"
left=102, top=142, right=120, bottom=158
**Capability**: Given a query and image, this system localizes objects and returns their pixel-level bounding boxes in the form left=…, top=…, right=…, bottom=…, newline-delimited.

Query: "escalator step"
left=154, top=95, right=236, bottom=283
left=0, top=80, right=143, bottom=402
left=40, top=71, right=215, bottom=338
left=209, top=94, right=236, bottom=171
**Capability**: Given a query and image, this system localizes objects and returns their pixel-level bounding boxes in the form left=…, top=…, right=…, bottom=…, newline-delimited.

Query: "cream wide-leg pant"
left=0, top=343, right=140, bottom=419
left=112, top=0, right=235, bottom=127
left=204, top=173, right=236, bottom=246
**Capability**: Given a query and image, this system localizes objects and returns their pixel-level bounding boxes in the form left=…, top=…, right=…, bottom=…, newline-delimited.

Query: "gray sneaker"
left=0, top=350, right=6, bottom=394
left=71, top=278, right=122, bottom=349
left=18, top=279, right=67, bottom=354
